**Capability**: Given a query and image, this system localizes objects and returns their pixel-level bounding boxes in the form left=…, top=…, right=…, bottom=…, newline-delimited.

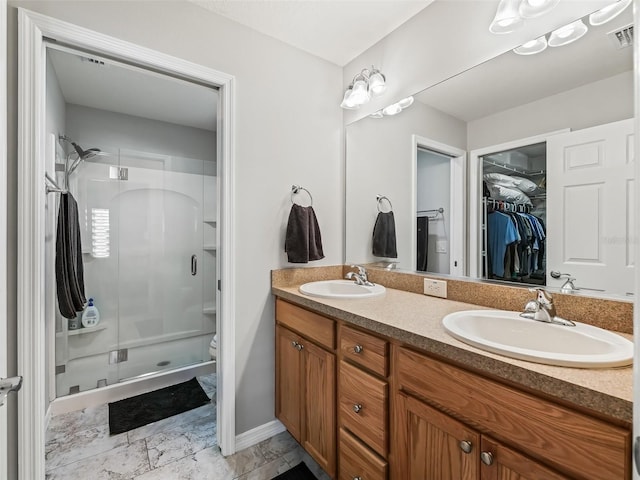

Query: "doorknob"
left=0, top=376, right=23, bottom=407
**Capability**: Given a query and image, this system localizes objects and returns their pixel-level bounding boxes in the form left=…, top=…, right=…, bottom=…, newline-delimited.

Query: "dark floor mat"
left=272, top=462, right=318, bottom=480
left=108, top=377, right=210, bottom=435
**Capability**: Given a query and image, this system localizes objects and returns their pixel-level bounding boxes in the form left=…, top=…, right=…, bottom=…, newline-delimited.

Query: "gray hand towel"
left=56, top=192, right=87, bottom=319
left=285, top=204, right=325, bottom=263
left=372, top=211, right=397, bottom=258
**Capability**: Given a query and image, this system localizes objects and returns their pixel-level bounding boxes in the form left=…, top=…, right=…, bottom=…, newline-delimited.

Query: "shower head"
left=71, top=142, right=101, bottom=160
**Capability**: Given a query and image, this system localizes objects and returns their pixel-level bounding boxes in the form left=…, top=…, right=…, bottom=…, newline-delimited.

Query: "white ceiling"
left=190, top=0, right=433, bottom=66
left=49, top=48, right=218, bottom=132
left=415, top=8, right=633, bottom=122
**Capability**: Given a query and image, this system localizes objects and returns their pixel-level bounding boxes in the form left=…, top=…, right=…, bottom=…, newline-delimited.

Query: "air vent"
left=608, top=24, right=633, bottom=49
left=80, top=56, right=107, bottom=66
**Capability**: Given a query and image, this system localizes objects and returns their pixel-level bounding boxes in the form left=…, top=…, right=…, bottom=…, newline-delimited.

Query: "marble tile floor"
left=45, top=374, right=330, bottom=480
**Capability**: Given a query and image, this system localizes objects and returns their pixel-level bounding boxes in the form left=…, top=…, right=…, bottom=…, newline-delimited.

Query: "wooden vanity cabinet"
left=275, top=300, right=336, bottom=477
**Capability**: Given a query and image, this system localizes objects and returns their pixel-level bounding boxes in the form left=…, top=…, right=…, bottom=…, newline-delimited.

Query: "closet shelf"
left=483, top=159, right=545, bottom=176
left=57, top=324, right=108, bottom=337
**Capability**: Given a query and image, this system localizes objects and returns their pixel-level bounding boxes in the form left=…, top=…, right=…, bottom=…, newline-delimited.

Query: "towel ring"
left=376, top=194, right=393, bottom=213
left=291, top=185, right=313, bottom=207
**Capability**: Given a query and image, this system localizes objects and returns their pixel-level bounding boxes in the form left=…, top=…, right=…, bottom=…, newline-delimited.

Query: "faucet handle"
left=350, top=264, right=367, bottom=275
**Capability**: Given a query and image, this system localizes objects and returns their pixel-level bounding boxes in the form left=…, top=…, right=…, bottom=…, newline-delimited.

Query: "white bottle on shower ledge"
left=81, top=298, right=100, bottom=328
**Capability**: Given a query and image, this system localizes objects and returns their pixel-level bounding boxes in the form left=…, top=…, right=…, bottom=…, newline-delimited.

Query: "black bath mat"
left=272, top=462, right=318, bottom=480
left=108, top=377, right=210, bottom=435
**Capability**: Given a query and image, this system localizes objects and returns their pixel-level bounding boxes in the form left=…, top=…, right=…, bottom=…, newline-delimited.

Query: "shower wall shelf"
left=203, top=305, right=216, bottom=315
left=203, top=217, right=217, bottom=224
left=203, top=245, right=217, bottom=251
left=57, top=324, right=108, bottom=338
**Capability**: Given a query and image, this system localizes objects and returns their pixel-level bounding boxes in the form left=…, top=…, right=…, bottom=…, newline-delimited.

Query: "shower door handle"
left=191, top=255, right=197, bottom=276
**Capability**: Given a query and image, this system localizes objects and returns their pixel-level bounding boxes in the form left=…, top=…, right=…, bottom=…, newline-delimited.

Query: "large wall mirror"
left=345, top=6, right=634, bottom=298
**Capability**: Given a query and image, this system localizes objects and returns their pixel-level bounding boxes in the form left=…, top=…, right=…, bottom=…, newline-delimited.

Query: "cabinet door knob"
left=291, top=341, right=298, bottom=348
left=353, top=345, right=364, bottom=354
left=353, top=477, right=362, bottom=480
left=353, top=403, right=363, bottom=413
left=459, top=440, right=473, bottom=454
left=480, top=451, right=494, bottom=466
left=296, top=343, right=304, bottom=351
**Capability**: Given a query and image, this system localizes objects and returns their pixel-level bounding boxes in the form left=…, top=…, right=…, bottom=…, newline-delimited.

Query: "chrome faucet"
left=520, top=288, right=575, bottom=326
left=550, top=271, right=578, bottom=293
left=345, top=265, right=374, bottom=287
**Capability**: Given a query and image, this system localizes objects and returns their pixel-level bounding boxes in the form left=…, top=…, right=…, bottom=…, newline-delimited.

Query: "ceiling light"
left=518, top=0, right=559, bottom=18
left=397, top=96, right=414, bottom=108
left=513, top=35, right=548, bottom=55
left=340, top=66, right=387, bottom=109
left=489, top=0, right=524, bottom=34
left=548, top=19, right=588, bottom=47
left=589, top=0, right=632, bottom=26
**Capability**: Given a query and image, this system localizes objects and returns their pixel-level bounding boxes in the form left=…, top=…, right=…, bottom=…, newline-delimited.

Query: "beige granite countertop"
left=272, top=284, right=633, bottom=425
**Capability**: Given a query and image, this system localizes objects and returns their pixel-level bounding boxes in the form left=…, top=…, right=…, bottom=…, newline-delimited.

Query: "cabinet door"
left=275, top=325, right=303, bottom=442
left=394, top=392, right=479, bottom=480
left=302, top=339, right=336, bottom=478
left=480, top=437, right=571, bottom=480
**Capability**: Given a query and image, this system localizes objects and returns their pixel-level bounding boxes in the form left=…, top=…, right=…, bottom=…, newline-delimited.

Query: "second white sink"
left=442, top=310, right=633, bottom=368
left=299, top=280, right=385, bottom=299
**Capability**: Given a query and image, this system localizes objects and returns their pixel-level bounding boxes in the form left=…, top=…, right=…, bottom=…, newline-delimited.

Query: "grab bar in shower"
left=191, top=255, right=197, bottom=276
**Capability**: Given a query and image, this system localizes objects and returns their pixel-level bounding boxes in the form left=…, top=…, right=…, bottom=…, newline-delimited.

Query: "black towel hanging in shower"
left=416, top=216, right=429, bottom=272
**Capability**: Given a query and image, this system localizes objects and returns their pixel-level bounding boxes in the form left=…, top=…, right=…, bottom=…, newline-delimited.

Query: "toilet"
left=209, top=334, right=217, bottom=360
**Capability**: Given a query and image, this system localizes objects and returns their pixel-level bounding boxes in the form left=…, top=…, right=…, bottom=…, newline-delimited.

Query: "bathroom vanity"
left=273, top=268, right=632, bottom=480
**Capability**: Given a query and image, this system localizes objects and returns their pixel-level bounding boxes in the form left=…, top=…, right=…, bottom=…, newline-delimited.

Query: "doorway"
left=17, top=9, right=236, bottom=477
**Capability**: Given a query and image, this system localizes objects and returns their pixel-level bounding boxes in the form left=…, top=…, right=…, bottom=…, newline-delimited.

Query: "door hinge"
left=109, top=349, right=128, bottom=364
left=0, top=376, right=23, bottom=407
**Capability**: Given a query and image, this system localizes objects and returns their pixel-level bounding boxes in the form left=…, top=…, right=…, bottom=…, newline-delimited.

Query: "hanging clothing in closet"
left=486, top=209, right=546, bottom=281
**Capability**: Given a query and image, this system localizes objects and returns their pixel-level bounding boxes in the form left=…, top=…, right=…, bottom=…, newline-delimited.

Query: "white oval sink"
left=299, top=280, right=385, bottom=299
left=442, top=310, right=633, bottom=368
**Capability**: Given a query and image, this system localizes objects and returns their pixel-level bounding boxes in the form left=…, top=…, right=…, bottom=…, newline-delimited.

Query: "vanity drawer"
left=339, top=428, right=387, bottom=480
left=340, top=324, right=388, bottom=377
left=339, top=360, right=388, bottom=457
left=275, top=299, right=335, bottom=350
left=395, top=347, right=631, bottom=480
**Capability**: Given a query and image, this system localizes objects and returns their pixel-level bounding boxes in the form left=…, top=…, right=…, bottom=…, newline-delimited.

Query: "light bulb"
left=489, top=0, right=524, bottom=34
left=548, top=19, right=588, bottom=47
left=513, top=35, right=548, bottom=55
left=368, top=70, right=386, bottom=96
left=340, top=85, right=358, bottom=109
left=350, top=77, right=371, bottom=106
left=519, top=0, right=559, bottom=18
left=589, top=0, right=632, bottom=26
left=382, top=103, right=402, bottom=116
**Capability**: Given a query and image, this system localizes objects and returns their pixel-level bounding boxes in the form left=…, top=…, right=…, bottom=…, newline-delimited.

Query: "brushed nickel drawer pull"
left=459, top=440, right=473, bottom=454
left=480, top=451, right=494, bottom=466
left=353, top=345, right=363, bottom=354
left=353, top=403, right=362, bottom=413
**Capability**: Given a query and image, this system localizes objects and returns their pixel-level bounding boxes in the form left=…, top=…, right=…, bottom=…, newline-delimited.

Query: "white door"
left=547, top=119, right=635, bottom=295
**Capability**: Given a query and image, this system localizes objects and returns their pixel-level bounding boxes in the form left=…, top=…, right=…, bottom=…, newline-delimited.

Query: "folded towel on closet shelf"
left=56, top=192, right=87, bottom=319
left=285, top=204, right=325, bottom=263
left=372, top=211, right=398, bottom=258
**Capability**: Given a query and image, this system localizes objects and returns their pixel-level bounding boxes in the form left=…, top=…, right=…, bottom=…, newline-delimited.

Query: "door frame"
left=0, top=0, right=9, bottom=478
left=17, top=8, right=237, bottom=477
left=411, top=135, right=466, bottom=276
left=468, top=130, right=567, bottom=279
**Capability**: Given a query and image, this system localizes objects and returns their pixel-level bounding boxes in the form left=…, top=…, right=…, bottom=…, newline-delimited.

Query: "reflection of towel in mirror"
left=416, top=216, right=429, bottom=271
left=285, top=204, right=325, bottom=263
left=56, top=192, right=87, bottom=319
left=372, top=211, right=398, bottom=258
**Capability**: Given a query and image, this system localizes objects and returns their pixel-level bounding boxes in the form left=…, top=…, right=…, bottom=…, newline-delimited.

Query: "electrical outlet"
left=424, top=278, right=447, bottom=298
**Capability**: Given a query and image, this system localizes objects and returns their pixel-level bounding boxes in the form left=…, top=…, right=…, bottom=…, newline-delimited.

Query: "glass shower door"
left=113, top=150, right=212, bottom=382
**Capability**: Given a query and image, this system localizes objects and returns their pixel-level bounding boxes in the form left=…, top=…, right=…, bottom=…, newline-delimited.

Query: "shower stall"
left=49, top=138, right=217, bottom=398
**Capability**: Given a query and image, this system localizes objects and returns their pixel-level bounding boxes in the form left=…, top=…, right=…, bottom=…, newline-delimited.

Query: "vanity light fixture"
left=548, top=19, right=588, bottom=47
left=518, top=0, right=560, bottom=18
left=340, top=66, right=386, bottom=109
left=489, top=0, right=524, bottom=34
left=370, top=96, right=414, bottom=118
left=513, top=35, right=548, bottom=55
left=589, top=0, right=632, bottom=26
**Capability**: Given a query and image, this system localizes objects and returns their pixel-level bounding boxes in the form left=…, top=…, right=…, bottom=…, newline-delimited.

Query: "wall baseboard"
left=235, top=419, right=286, bottom=452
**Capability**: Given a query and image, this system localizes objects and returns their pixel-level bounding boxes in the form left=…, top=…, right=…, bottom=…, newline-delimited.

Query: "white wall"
left=343, top=0, right=613, bottom=124
left=346, top=100, right=465, bottom=270
left=66, top=104, right=215, bottom=163
left=467, top=71, right=634, bottom=150
left=417, top=150, right=450, bottom=274
left=7, top=0, right=343, bottom=441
